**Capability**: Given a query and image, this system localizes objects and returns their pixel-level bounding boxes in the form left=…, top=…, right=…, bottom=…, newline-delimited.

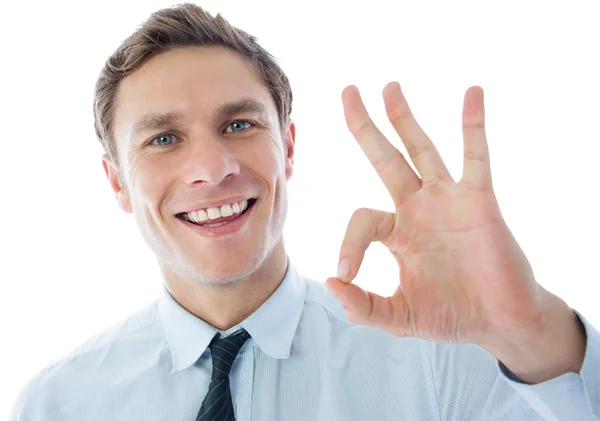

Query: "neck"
left=162, top=239, right=288, bottom=331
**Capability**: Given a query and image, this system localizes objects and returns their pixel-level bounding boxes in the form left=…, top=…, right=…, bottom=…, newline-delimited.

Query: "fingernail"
left=337, top=259, right=350, bottom=280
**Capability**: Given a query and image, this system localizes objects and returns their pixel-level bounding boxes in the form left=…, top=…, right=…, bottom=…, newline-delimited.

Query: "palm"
left=326, top=83, right=548, bottom=345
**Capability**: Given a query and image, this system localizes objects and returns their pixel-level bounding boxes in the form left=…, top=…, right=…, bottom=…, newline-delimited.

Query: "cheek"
left=129, top=158, right=170, bottom=215
left=266, top=153, right=289, bottom=218
left=274, top=178, right=288, bottom=213
left=250, top=138, right=287, bottom=181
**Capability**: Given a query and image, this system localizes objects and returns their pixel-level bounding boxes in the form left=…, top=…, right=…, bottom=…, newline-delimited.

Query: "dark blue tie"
left=196, top=329, right=251, bottom=421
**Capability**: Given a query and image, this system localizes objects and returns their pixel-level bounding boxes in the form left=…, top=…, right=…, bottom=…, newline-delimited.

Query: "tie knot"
left=208, top=329, right=251, bottom=380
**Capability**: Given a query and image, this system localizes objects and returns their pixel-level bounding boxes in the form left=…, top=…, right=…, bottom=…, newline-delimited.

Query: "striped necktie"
left=196, top=329, right=251, bottom=421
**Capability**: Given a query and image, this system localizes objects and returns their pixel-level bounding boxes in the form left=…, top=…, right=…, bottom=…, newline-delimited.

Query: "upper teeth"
left=184, top=199, right=249, bottom=223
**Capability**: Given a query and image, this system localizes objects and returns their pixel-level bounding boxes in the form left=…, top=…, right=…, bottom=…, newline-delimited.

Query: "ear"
left=102, top=154, right=132, bottom=213
left=284, top=121, right=296, bottom=181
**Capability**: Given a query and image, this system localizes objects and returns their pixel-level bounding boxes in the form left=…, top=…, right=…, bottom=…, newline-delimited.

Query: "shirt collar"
left=157, top=257, right=306, bottom=373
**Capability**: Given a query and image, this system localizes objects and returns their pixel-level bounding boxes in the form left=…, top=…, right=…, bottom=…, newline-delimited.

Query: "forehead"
left=113, top=46, right=276, bottom=143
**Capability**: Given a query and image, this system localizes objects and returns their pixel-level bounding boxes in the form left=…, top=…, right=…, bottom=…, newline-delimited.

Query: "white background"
left=2, top=0, right=599, bottom=416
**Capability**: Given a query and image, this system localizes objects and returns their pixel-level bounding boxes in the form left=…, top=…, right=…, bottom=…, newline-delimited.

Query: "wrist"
left=481, top=292, right=586, bottom=384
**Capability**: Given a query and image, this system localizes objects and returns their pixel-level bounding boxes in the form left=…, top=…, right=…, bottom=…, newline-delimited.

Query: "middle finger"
left=382, top=82, right=453, bottom=184
left=342, top=85, right=421, bottom=207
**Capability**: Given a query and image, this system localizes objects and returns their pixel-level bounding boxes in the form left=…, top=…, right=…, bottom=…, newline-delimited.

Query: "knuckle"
left=347, top=118, right=372, bottom=137
left=351, top=207, right=371, bottom=221
left=387, top=107, right=413, bottom=125
left=405, top=142, right=434, bottom=160
left=372, top=154, right=395, bottom=175
left=463, top=121, right=485, bottom=130
left=464, top=150, right=488, bottom=162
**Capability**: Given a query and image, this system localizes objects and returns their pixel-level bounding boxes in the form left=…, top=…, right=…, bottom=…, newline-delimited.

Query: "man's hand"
left=325, top=82, right=586, bottom=383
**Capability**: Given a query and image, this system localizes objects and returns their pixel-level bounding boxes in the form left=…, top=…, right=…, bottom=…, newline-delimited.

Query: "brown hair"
left=93, top=2, right=293, bottom=169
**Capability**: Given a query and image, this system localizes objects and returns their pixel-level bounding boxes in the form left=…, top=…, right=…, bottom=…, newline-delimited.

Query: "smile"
left=176, top=199, right=257, bottom=237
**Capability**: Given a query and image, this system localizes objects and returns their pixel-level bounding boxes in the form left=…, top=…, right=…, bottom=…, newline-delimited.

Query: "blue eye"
left=226, top=120, right=253, bottom=133
left=151, top=133, right=178, bottom=146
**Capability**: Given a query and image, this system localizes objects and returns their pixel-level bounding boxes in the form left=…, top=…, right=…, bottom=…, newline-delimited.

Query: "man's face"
left=104, top=46, right=295, bottom=285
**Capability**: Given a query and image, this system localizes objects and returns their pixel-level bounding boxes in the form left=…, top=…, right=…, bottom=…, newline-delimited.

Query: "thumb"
left=325, top=277, right=399, bottom=331
left=336, top=208, right=395, bottom=284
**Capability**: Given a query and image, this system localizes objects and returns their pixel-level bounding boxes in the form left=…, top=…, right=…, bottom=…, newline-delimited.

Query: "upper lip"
left=177, top=196, right=255, bottom=214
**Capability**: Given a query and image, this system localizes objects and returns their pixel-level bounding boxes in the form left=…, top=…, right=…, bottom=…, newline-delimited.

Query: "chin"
left=187, top=247, right=266, bottom=285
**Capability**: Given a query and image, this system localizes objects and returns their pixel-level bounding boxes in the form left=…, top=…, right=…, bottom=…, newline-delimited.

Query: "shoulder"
left=9, top=300, right=161, bottom=419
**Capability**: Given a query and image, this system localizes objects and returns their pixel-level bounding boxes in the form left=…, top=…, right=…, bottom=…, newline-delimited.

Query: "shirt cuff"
left=497, top=309, right=600, bottom=420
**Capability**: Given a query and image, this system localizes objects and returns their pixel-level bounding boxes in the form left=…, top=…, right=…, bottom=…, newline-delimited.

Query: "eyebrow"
left=131, top=98, right=269, bottom=138
left=131, top=111, right=184, bottom=137
left=216, top=98, right=268, bottom=120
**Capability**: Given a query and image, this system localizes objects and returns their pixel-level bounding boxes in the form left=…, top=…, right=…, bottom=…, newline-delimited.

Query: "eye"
left=150, top=133, right=178, bottom=147
left=225, top=120, right=253, bottom=133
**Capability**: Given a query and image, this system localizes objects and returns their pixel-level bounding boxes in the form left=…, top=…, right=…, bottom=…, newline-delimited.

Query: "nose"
left=181, top=134, right=241, bottom=186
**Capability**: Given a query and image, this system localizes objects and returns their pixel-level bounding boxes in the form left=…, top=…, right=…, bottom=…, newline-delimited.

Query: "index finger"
left=342, top=85, right=420, bottom=206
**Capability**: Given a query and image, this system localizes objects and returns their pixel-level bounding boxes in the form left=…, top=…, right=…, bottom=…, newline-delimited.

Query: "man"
left=9, top=3, right=599, bottom=420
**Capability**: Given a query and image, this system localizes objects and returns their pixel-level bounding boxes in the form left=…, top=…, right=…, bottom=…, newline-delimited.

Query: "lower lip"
left=178, top=203, right=255, bottom=238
